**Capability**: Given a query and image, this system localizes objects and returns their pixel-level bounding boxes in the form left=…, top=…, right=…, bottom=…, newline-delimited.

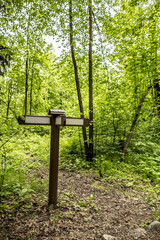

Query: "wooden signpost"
left=18, top=109, right=89, bottom=206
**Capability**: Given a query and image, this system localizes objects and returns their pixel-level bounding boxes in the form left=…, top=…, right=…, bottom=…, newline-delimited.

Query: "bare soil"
left=0, top=169, right=160, bottom=240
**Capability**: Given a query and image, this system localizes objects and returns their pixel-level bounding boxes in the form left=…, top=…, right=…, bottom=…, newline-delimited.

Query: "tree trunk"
left=150, top=6, right=159, bottom=116
left=89, top=0, right=93, bottom=161
left=121, top=86, right=151, bottom=160
left=69, top=0, right=89, bottom=160
left=112, top=113, right=120, bottom=146
left=6, top=82, right=12, bottom=119
left=30, top=60, right=34, bottom=115
left=153, top=79, right=160, bottom=116
left=24, top=58, right=29, bottom=115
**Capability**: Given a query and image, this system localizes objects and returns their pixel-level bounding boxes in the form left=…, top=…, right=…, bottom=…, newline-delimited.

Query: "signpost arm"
left=49, top=116, right=59, bottom=206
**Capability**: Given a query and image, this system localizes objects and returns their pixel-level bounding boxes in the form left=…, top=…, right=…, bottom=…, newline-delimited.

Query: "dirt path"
left=0, top=170, right=160, bottom=239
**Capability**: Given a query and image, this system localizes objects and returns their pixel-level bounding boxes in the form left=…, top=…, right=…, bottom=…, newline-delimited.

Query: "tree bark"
left=89, top=0, right=93, bottom=161
left=24, top=58, right=29, bottom=115
left=69, top=0, right=89, bottom=159
left=112, top=113, right=120, bottom=146
left=6, top=82, right=12, bottom=119
left=30, top=60, right=34, bottom=115
left=153, top=79, right=160, bottom=116
left=121, top=86, right=151, bottom=160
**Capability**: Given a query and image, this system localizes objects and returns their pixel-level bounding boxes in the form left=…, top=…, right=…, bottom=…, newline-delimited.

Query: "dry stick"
left=121, top=86, right=152, bottom=161
left=69, top=0, right=89, bottom=159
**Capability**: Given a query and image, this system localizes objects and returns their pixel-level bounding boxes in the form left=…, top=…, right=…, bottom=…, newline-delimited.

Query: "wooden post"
left=49, top=116, right=60, bottom=206
left=17, top=109, right=89, bottom=207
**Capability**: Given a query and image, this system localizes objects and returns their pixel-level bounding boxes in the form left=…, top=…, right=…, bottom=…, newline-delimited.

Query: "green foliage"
left=0, top=131, right=50, bottom=211
left=0, top=0, right=160, bottom=213
left=78, top=194, right=98, bottom=212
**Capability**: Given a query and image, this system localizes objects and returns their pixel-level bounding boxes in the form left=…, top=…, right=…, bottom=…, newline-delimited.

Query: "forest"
left=0, top=0, right=160, bottom=239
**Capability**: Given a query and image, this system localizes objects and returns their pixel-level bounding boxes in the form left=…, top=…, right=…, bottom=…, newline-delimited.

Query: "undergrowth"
left=1, top=129, right=160, bottom=219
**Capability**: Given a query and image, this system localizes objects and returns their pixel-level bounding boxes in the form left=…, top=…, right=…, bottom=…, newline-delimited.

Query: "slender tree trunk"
left=30, top=60, right=34, bottom=115
left=121, top=86, right=151, bottom=160
left=150, top=6, right=159, bottom=117
left=6, top=82, right=12, bottom=119
left=69, top=0, right=89, bottom=159
left=24, top=58, right=29, bottom=115
left=112, top=113, right=120, bottom=146
left=24, top=13, right=30, bottom=116
left=151, top=20, right=159, bottom=116
left=94, top=126, right=98, bottom=156
left=153, top=79, right=160, bottom=116
left=6, top=92, right=11, bottom=119
left=89, top=0, right=93, bottom=161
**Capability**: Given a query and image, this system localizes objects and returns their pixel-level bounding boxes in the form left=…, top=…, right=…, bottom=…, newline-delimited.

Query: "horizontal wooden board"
left=25, top=116, right=51, bottom=125
left=55, top=117, right=89, bottom=127
left=65, top=118, right=84, bottom=126
left=18, top=115, right=89, bottom=127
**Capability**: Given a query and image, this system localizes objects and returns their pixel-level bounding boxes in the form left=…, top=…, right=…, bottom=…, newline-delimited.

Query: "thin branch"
left=0, top=130, right=21, bottom=150
left=121, top=86, right=152, bottom=160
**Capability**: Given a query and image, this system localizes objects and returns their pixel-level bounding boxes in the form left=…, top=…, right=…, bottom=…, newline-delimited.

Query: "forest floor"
left=0, top=169, right=160, bottom=240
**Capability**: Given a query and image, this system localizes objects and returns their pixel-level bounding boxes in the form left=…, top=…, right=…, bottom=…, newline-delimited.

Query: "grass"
left=1, top=131, right=160, bottom=220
